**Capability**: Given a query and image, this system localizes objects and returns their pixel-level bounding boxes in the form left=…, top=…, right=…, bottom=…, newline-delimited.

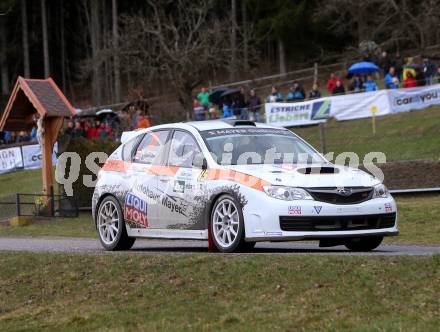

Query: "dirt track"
left=1, top=236, right=440, bottom=256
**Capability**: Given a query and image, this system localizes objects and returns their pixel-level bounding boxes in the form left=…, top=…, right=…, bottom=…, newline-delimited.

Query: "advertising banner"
left=388, top=84, right=440, bottom=113
left=0, top=146, right=23, bottom=174
left=265, top=83, right=440, bottom=127
left=22, top=143, right=58, bottom=170
left=265, top=99, right=330, bottom=127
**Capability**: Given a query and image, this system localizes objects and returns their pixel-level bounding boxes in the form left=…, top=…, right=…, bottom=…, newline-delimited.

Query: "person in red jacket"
left=403, top=72, right=417, bottom=88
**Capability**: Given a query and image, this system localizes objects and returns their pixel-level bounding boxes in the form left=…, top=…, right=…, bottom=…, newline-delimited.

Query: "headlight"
left=263, top=186, right=313, bottom=201
left=373, top=184, right=389, bottom=198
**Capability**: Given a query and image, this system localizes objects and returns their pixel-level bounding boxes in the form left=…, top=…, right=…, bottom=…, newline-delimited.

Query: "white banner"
left=0, top=143, right=58, bottom=174
left=22, top=143, right=58, bottom=170
left=265, top=83, right=440, bottom=127
left=389, top=85, right=440, bottom=113
left=0, top=147, right=23, bottom=174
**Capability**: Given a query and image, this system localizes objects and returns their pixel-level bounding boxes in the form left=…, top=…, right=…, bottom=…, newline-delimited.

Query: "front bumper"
left=244, top=196, right=399, bottom=241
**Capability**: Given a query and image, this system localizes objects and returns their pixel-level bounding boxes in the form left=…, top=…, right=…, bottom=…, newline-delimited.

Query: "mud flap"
left=208, top=224, right=219, bottom=252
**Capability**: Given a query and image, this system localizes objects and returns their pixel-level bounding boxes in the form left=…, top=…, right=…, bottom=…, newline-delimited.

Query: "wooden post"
left=41, top=117, right=64, bottom=216
left=319, top=122, right=327, bottom=154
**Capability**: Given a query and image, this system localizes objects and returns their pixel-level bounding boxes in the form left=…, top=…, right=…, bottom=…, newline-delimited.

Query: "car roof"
left=120, top=120, right=288, bottom=143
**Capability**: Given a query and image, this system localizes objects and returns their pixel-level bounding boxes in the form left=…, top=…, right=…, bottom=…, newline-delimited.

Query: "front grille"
left=279, top=213, right=396, bottom=232
left=306, top=187, right=373, bottom=204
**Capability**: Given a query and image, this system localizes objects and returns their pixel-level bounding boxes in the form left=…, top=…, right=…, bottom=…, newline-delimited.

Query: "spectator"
left=436, top=67, right=440, bottom=84
left=72, top=121, right=85, bottom=138
left=197, top=87, right=210, bottom=111
left=384, top=67, right=399, bottom=89
left=266, top=86, right=283, bottom=102
left=97, top=122, right=113, bottom=139
left=363, top=75, right=378, bottom=92
left=208, top=107, right=218, bottom=119
left=326, top=73, right=338, bottom=94
left=16, top=131, right=30, bottom=143
left=349, top=76, right=363, bottom=92
left=136, top=113, right=151, bottom=129
left=131, top=110, right=141, bottom=130
left=423, top=57, right=437, bottom=85
left=85, top=121, right=97, bottom=139
left=193, top=97, right=205, bottom=121
left=379, top=51, right=392, bottom=76
left=117, top=110, right=131, bottom=134
left=308, top=83, right=321, bottom=99
left=394, top=52, right=403, bottom=80
left=30, top=127, right=37, bottom=143
left=221, top=98, right=233, bottom=118
left=247, top=88, right=261, bottom=122
left=332, top=80, right=345, bottom=95
left=286, top=81, right=305, bottom=102
left=403, top=72, right=417, bottom=88
left=233, top=87, right=248, bottom=119
left=403, top=57, right=417, bottom=81
left=65, top=120, right=74, bottom=137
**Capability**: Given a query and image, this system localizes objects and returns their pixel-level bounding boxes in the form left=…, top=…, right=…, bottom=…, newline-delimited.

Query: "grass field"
left=1, top=195, right=439, bottom=245
left=0, top=252, right=439, bottom=331
left=293, top=105, right=440, bottom=161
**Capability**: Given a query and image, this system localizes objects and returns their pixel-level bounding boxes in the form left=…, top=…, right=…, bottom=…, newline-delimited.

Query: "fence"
left=0, top=193, right=78, bottom=222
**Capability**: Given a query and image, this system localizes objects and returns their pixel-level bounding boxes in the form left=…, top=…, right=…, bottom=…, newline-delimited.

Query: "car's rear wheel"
left=344, top=236, right=383, bottom=251
left=210, top=194, right=248, bottom=253
left=97, top=196, right=136, bottom=251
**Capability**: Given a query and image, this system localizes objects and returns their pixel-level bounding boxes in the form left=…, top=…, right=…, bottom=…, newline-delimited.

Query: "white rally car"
left=92, top=120, right=398, bottom=252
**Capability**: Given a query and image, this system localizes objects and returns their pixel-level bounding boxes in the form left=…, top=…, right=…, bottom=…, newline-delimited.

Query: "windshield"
left=200, top=128, right=326, bottom=165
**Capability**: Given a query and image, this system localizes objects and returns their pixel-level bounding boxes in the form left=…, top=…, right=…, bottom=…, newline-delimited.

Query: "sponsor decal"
left=288, top=205, right=301, bottom=215
left=198, top=169, right=208, bottom=182
left=173, top=180, right=185, bottom=193
left=314, top=206, right=322, bottom=214
left=124, top=192, right=148, bottom=227
left=311, top=100, right=331, bottom=120
left=385, top=203, right=392, bottom=213
left=161, top=195, right=188, bottom=216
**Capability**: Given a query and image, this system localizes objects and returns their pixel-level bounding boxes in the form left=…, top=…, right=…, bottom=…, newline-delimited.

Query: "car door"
left=126, top=130, right=170, bottom=229
left=158, top=130, right=204, bottom=229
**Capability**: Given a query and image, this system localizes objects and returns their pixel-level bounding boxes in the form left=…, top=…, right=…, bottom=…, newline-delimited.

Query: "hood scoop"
left=297, top=166, right=339, bottom=175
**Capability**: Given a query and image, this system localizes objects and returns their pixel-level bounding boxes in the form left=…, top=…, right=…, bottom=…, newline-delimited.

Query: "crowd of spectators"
left=0, top=129, right=37, bottom=145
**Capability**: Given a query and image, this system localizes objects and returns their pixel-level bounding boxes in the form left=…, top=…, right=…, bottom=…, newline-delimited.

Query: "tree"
left=112, top=0, right=121, bottom=103
left=120, top=0, right=234, bottom=120
left=21, top=0, right=30, bottom=77
left=41, top=0, right=50, bottom=77
left=230, top=0, right=237, bottom=81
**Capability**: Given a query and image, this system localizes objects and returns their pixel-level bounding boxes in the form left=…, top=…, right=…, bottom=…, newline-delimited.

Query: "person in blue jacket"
left=363, top=75, right=378, bottom=92
left=384, top=67, right=399, bottom=89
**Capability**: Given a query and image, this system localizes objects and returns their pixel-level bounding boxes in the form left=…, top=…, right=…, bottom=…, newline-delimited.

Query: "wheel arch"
left=94, top=193, right=119, bottom=228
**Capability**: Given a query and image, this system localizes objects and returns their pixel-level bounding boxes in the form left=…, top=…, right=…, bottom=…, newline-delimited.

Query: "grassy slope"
left=0, top=253, right=439, bottom=331
left=293, top=105, right=440, bottom=161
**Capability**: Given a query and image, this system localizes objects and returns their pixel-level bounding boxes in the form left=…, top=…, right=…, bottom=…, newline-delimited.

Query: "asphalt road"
left=0, top=236, right=440, bottom=256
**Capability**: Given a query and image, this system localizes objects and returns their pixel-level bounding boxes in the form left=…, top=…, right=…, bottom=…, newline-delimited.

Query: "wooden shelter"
left=0, top=77, right=76, bottom=210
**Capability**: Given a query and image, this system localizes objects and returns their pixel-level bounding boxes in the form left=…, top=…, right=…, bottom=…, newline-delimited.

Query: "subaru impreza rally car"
left=92, top=119, right=398, bottom=252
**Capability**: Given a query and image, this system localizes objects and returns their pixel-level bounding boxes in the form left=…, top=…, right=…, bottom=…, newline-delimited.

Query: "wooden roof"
left=0, top=77, right=76, bottom=131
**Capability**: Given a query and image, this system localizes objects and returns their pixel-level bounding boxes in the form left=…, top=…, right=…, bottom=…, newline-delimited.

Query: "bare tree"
left=120, top=0, right=233, bottom=120
left=21, top=0, right=30, bottom=77
left=112, top=0, right=121, bottom=103
left=0, top=15, right=8, bottom=96
left=230, top=0, right=237, bottom=81
left=41, top=0, right=50, bottom=77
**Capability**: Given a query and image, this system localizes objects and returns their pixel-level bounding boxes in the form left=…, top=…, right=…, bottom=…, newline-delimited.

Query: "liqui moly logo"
left=125, top=192, right=148, bottom=227
left=288, top=206, right=302, bottom=215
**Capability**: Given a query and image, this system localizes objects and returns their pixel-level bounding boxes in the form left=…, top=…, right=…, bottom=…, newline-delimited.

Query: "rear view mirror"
left=192, top=153, right=207, bottom=170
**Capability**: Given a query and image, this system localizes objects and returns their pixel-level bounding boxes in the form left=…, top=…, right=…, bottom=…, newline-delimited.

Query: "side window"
left=122, top=136, right=142, bottom=161
left=168, top=131, right=201, bottom=168
left=133, top=131, right=169, bottom=164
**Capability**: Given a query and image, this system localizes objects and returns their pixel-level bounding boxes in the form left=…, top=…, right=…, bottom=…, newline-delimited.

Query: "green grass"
left=0, top=168, right=43, bottom=198
left=0, top=253, right=439, bottom=331
left=293, top=105, right=440, bottom=161
left=0, top=213, right=95, bottom=238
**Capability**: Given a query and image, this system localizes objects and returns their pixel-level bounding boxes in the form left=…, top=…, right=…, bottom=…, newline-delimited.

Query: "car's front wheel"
left=344, top=236, right=383, bottom=251
left=210, top=194, right=248, bottom=253
left=96, top=196, right=136, bottom=251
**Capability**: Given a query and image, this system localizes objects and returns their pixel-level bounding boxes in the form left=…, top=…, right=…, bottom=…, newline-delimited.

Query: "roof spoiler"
left=222, top=119, right=256, bottom=127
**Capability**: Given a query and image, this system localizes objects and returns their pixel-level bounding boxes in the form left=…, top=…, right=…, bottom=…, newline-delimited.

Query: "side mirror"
left=192, top=153, right=208, bottom=170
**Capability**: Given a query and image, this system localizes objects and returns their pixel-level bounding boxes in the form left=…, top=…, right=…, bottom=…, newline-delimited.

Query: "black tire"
left=344, top=236, right=383, bottom=251
left=96, top=196, right=136, bottom=251
left=210, top=194, right=248, bottom=253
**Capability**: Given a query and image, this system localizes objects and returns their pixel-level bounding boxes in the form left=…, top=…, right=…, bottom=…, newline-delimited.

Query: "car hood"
left=225, top=164, right=380, bottom=188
